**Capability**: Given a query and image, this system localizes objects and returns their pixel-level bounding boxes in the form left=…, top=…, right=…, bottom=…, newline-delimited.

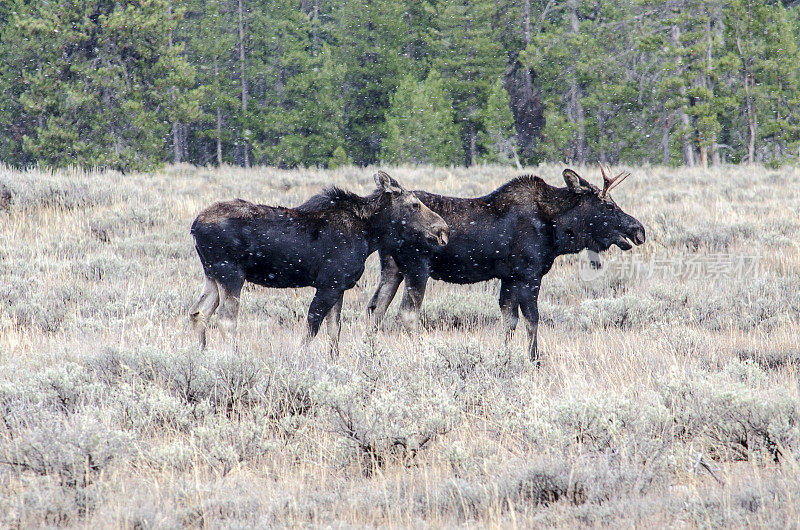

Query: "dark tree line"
left=1, top=0, right=799, bottom=171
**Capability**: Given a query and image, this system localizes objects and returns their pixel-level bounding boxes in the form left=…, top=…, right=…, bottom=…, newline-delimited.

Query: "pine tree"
left=1, top=0, right=800, bottom=169
left=490, top=0, right=546, bottom=165
left=381, top=70, right=460, bottom=166
left=430, top=0, right=505, bottom=165
left=723, top=0, right=800, bottom=163
left=163, top=0, right=203, bottom=165
left=479, top=78, right=520, bottom=167
left=6, top=0, right=199, bottom=170
left=0, top=0, right=36, bottom=167
left=244, top=0, right=345, bottom=167
left=652, top=1, right=725, bottom=167
left=574, top=1, right=640, bottom=164
left=332, top=0, right=409, bottom=165
left=256, top=44, right=346, bottom=167
left=183, top=0, right=238, bottom=166
left=523, top=0, right=593, bottom=164
left=745, top=1, right=800, bottom=164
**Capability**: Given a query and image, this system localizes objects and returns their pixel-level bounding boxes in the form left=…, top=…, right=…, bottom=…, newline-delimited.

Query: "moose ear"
left=374, top=170, right=404, bottom=194
left=562, top=169, right=593, bottom=194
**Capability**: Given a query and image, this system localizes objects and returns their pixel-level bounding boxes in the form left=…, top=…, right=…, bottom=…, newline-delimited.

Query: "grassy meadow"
left=1, top=163, right=799, bottom=527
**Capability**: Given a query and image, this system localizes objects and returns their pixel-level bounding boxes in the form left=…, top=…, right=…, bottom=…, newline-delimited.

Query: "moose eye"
left=604, top=203, right=615, bottom=211
left=412, top=202, right=421, bottom=210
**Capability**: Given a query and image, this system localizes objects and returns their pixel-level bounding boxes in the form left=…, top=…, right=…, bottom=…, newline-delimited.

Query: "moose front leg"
left=398, top=269, right=429, bottom=331
left=366, top=253, right=403, bottom=329
left=306, top=287, right=345, bottom=344
left=517, top=280, right=542, bottom=365
left=498, top=279, right=519, bottom=342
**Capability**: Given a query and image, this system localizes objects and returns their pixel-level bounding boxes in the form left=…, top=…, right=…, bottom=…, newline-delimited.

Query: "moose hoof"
left=529, top=352, right=542, bottom=369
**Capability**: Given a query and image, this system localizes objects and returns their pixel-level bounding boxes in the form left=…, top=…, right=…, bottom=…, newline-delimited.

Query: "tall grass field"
left=1, top=163, right=799, bottom=527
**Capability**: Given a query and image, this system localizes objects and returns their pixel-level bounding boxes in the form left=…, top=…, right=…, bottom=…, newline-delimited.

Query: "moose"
left=366, top=166, right=646, bottom=363
left=189, top=171, right=449, bottom=352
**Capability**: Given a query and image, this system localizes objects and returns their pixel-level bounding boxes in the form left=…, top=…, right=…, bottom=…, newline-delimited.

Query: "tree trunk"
left=568, top=2, right=586, bottom=165
left=503, top=0, right=543, bottom=163
left=469, top=119, right=477, bottom=166
left=238, top=0, right=250, bottom=168
left=214, top=56, right=223, bottom=166
left=698, top=19, right=709, bottom=169
left=173, top=122, right=182, bottom=164
left=37, top=49, right=45, bottom=131
left=597, top=115, right=607, bottom=163
left=405, top=9, right=414, bottom=59
left=678, top=96, right=694, bottom=167
left=662, top=116, right=671, bottom=165
left=168, top=0, right=181, bottom=165
left=671, top=24, right=694, bottom=167
left=736, top=25, right=756, bottom=164
left=569, top=82, right=586, bottom=164
left=742, top=65, right=756, bottom=164
left=705, top=17, right=717, bottom=167
left=504, top=63, right=544, bottom=163
left=312, top=0, right=320, bottom=55
left=200, top=138, right=209, bottom=166
left=745, top=70, right=756, bottom=164
left=182, top=124, right=190, bottom=162
left=747, top=91, right=756, bottom=163
left=523, top=0, right=531, bottom=45
left=776, top=76, right=782, bottom=162
left=216, top=106, right=223, bottom=166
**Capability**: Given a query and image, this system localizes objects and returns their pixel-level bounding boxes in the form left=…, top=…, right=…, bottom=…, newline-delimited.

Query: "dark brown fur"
left=195, top=198, right=275, bottom=225
left=189, top=171, right=449, bottom=352
left=368, top=169, right=646, bottom=364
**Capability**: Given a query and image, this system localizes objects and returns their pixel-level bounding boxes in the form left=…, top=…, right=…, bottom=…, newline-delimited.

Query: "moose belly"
left=427, top=221, right=517, bottom=284
left=430, top=249, right=510, bottom=284
left=242, top=251, right=315, bottom=288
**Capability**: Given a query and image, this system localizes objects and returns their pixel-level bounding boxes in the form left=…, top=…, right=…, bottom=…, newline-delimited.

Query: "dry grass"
left=1, top=162, right=799, bottom=528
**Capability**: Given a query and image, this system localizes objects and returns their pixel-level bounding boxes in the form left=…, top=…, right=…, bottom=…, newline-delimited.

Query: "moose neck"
left=365, top=208, right=402, bottom=254
left=359, top=192, right=393, bottom=254
left=551, top=207, right=590, bottom=257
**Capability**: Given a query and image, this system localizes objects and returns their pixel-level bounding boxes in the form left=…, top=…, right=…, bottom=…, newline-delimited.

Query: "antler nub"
left=599, top=163, right=630, bottom=198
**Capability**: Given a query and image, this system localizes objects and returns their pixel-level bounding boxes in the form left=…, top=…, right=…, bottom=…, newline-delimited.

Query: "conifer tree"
left=332, top=0, right=408, bottom=165
left=183, top=0, right=238, bottom=165
left=6, top=0, right=199, bottom=170
left=1, top=0, right=799, bottom=169
left=381, top=70, right=460, bottom=166
left=430, top=0, right=505, bottom=165
left=724, top=0, right=800, bottom=164
left=479, top=78, right=520, bottom=167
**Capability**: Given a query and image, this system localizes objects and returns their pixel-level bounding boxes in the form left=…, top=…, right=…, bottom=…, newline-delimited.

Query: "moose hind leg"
left=366, top=254, right=403, bottom=329
left=189, top=277, right=220, bottom=349
left=325, top=293, right=344, bottom=357
left=398, top=271, right=428, bottom=331
left=216, top=274, right=244, bottom=348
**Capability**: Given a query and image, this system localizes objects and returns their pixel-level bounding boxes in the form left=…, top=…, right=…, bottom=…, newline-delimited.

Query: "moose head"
left=374, top=170, right=449, bottom=249
left=558, top=165, right=646, bottom=254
